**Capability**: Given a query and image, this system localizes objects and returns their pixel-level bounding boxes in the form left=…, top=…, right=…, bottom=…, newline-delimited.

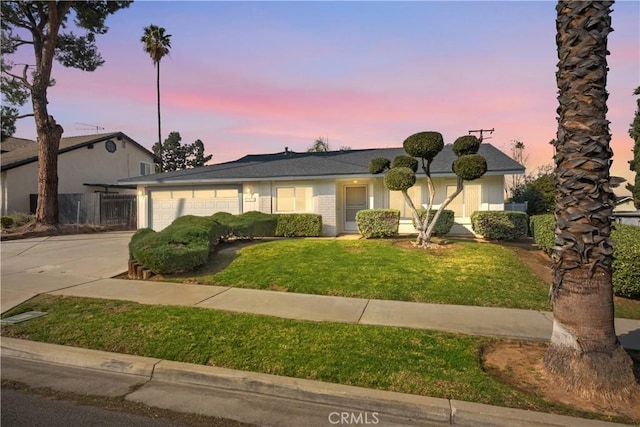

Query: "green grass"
left=183, top=239, right=552, bottom=310
left=2, top=294, right=631, bottom=424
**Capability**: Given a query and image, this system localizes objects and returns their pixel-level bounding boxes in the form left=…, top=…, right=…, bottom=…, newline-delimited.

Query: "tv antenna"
left=468, top=128, right=494, bottom=142
left=76, top=122, right=105, bottom=134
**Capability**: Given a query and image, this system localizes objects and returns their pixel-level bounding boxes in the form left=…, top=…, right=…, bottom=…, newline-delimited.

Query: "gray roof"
left=1, top=137, right=37, bottom=153
left=119, top=143, right=524, bottom=185
left=1, top=132, right=157, bottom=170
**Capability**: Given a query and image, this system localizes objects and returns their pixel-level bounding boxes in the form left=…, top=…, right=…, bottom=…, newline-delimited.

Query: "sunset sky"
left=10, top=1, right=640, bottom=191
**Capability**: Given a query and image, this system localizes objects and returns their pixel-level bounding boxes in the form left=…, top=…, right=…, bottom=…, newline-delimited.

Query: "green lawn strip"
left=0, top=295, right=632, bottom=424
left=201, top=239, right=551, bottom=310
left=614, top=298, right=640, bottom=320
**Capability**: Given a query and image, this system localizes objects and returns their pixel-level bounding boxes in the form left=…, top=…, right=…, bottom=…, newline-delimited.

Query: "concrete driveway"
left=1, top=232, right=134, bottom=313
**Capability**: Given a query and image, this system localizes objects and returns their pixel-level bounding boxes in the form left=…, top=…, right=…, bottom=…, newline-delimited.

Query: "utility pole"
left=468, top=128, right=494, bottom=142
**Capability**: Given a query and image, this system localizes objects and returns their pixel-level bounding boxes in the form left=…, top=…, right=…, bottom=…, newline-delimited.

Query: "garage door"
left=149, top=188, right=239, bottom=231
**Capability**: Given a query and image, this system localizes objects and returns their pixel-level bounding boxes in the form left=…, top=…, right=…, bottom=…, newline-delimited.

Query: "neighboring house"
left=614, top=195, right=637, bottom=212
left=613, top=195, right=640, bottom=226
left=119, top=144, right=524, bottom=237
left=1, top=132, right=157, bottom=216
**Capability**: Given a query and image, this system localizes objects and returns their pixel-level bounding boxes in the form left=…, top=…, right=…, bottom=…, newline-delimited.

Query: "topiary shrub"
left=129, top=227, right=156, bottom=260
left=129, top=215, right=229, bottom=274
left=1, top=216, right=14, bottom=229
left=130, top=225, right=212, bottom=274
left=452, top=154, right=488, bottom=181
left=220, top=211, right=277, bottom=238
left=369, top=157, right=391, bottom=174
left=403, top=131, right=444, bottom=161
left=452, top=135, right=480, bottom=156
left=471, top=211, right=528, bottom=241
left=611, top=223, right=640, bottom=299
left=530, top=214, right=555, bottom=253
left=391, top=155, right=418, bottom=172
left=413, top=209, right=455, bottom=236
left=356, top=209, right=400, bottom=238
left=384, top=167, right=416, bottom=191
left=275, top=214, right=322, bottom=237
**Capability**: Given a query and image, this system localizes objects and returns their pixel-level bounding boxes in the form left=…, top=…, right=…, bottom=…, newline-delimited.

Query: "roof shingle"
left=119, top=143, right=524, bottom=185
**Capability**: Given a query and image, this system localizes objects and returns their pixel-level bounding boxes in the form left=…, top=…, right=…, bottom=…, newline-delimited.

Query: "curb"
left=0, top=338, right=627, bottom=427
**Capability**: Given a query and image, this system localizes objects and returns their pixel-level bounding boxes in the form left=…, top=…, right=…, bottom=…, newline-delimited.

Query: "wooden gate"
left=100, top=194, right=136, bottom=226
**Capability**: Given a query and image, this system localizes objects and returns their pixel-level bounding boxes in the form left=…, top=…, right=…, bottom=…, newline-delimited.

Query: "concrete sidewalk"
left=45, top=277, right=640, bottom=350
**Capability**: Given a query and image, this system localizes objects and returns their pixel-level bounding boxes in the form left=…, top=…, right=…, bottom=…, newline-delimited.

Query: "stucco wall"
left=1, top=163, right=37, bottom=215
left=1, top=138, right=154, bottom=215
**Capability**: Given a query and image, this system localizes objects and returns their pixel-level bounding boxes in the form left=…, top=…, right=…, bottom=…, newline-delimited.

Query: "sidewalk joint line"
left=356, top=299, right=371, bottom=324
left=192, top=287, right=232, bottom=307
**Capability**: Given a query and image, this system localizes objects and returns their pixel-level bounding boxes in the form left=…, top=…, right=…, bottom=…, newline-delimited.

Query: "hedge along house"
left=118, top=144, right=525, bottom=236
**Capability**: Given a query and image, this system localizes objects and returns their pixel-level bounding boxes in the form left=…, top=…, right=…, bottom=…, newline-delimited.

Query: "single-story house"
left=119, top=143, right=525, bottom=236
left=1, top=132, right=157, bottom=216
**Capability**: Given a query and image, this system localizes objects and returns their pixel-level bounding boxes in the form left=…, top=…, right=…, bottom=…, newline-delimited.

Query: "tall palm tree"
left=141, top=25, right=171, bottom=172
left=545, top=0, right=638, bottom=401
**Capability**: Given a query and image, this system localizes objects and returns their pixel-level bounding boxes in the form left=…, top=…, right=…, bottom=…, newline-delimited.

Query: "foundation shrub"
left=530, top=214, right=555, bottom=253
left=356, top=209, right=400, bottom=238
left=214, top=211, right=277, bottom=238
left=611, top=223, right=640, bottom=299
left=413, top=209, right=455, bottom=236
left=471, top=211, right=528, bottom=241
left=275, top=213, right=322, bottom=237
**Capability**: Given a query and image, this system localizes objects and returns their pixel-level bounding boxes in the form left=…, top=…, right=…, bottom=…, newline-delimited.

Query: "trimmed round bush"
left=369, top=157, right=391, bottom=174
left=453, top=135, right=481, bottom=156
left=611, top=223, right=640, bottom=299
left=391, top=155, right=418, bottom=172
left=356, top=209, right=400, bottom=238
left=452, top=154, right=487, bottom=181
left=403, top=131, right=444, bottom=161
left=471, top=211, right=528, bottom=241
left=413, top=209, right=455, bottom=236
left=275, top=214, right=322, bottom=237
left=530, top=214, right=555, bottom=253
left=383, top=167, right=416, bottom=191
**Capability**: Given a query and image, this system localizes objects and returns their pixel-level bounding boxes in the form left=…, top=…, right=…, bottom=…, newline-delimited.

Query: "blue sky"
left=9, top=1, right=640, bottom=188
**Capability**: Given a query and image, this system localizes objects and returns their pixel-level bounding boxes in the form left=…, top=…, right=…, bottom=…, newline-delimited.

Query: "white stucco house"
left=1, top=132, right=157, bottom=215
left=118, top=144, right=525, bottom=236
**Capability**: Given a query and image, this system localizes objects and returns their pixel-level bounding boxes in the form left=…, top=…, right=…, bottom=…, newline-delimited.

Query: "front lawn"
left=2, top=294, right=631, bottom=424
left=171, top=239, right=552, bottom=311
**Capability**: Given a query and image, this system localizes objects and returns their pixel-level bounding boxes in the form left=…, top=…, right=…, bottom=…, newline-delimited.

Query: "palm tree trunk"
left=156, top=62, right=162, bottom=172
left=544, top=0, right=638, bottom=401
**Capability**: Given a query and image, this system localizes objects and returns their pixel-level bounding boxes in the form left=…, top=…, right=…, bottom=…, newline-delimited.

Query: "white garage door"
left=149, top=188, right=240, bottom=231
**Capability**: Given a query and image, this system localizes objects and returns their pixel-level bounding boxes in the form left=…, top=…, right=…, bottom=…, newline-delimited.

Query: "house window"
left=140, top=162, right=152, bottom=176
left=389, top=185, right=421, bottom=218
left=446, top=184, right=481, bottom=217
left=276, top=187, right=311, bottom=212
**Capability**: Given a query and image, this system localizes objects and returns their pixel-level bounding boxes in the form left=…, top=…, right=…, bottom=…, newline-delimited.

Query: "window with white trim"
left=276, top=187, right=311, bottom=212
left=140, top=162, right=152, bottom=176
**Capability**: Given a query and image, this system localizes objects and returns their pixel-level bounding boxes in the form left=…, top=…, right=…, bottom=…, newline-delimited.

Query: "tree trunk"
left=32, top=3, right=70, bottom=226
left=545, top=0, right=638, bottom=401
left=156, top=61, right=162, bottom=172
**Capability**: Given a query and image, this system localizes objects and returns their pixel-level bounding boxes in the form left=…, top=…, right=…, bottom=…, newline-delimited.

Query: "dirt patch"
left=392, top=238, right=459, bottom=251
left=484, top=341, right=640, bottom=422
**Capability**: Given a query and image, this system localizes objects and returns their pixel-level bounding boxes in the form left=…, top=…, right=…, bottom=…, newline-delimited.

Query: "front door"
left=344, top=185, right=367, bottom=232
